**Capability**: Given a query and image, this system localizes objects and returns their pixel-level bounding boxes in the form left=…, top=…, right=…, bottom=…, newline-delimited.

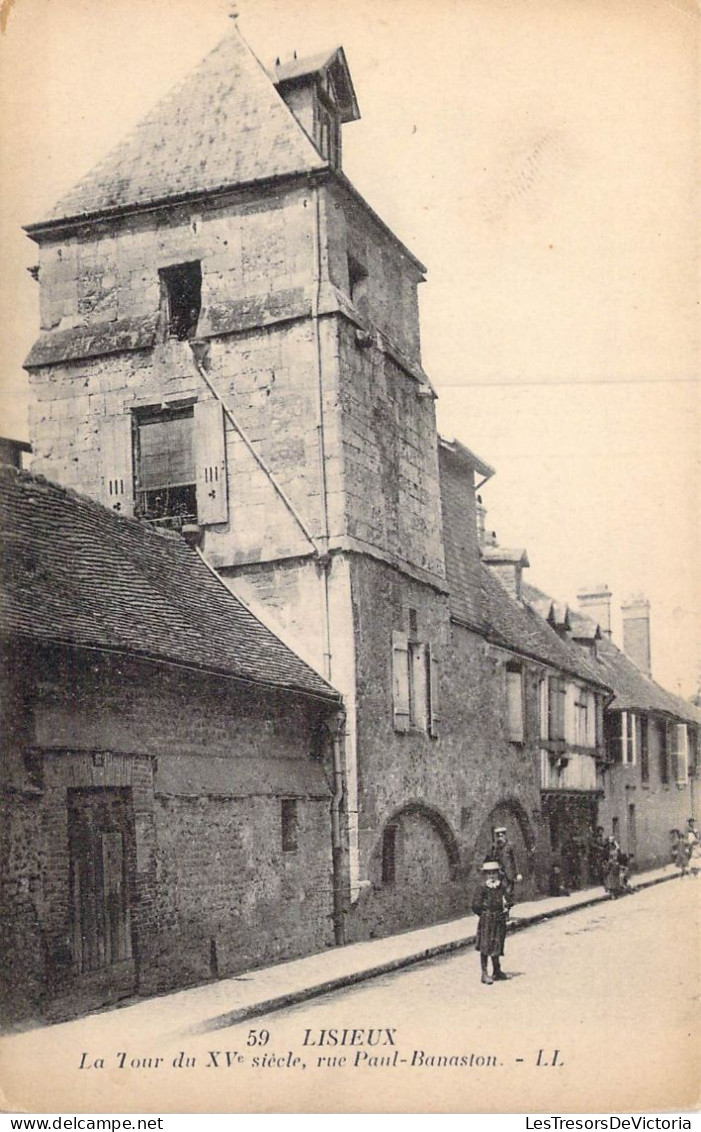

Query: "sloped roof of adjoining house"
left=595, top=636, right=700, bottom=723
left=27, top=29, right=326, bottom=230
left=480, top=566, right=610, bottom=689
left=523, top=580, right=700, bottom=725
left=0, top=467, right=340, bottom=703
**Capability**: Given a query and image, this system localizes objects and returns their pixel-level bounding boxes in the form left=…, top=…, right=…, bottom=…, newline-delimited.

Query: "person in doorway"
left=589, top=826, right=607, bottom=885
left=491, top=826, right=522, bottom=908
left=562, top=835, right=582, bottom=892
left=472, top=860, right=510, bottom=985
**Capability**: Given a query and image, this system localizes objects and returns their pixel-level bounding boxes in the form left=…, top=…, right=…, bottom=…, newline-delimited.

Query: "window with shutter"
left=409, top=641, right=428, bottom=731
left=640, top=715, right=649, bottom=781
left=548, top=677, right=566, bottom=742
left=658, top=721, right=669, bottom=783
left=195, top=399, right=228, bottom=525
left=133, top=404, right=196, bottom=527
left=428, top=644, right=440, bottom=739
left=392, top=631, right=410, bottom=733
left=676, top=724, right=689, bottom=784
left=101, top=415, right=135, bottom=517
left=668, top=722, right=679, bottom=782
left=506, top=665, right=524, bottom=743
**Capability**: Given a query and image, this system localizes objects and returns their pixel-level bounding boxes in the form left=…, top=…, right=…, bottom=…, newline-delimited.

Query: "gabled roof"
left=0, top=467, right=339, bottom=703
left=28, top=30, right=326, bottom=230
left=523, top=580, right=700, bottom=725
left=271, top=46, right=360, bottom=123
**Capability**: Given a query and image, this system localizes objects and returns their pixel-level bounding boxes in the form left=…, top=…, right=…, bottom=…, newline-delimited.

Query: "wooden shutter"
left=667, top=722, right=678, bottom=782
left=392, top=631, right=410, bottom=733
left=676, top=724, right=689, bottom=783
left=101, top=415, right=134, bottom=517
left=506, top=668, right=524, bottom=742
left=428, top=643, right=440, bottom=738
left=548, top=676, right=566, bottom=741
left=195, top=399, right=228, bottom=525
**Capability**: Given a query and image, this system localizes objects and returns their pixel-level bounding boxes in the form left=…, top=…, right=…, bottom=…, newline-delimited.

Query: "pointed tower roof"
left=31, top=29, right=327, bottom=230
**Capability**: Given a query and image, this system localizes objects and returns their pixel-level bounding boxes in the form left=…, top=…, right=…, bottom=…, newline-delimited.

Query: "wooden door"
left=68, top=789, right=136, bottom=990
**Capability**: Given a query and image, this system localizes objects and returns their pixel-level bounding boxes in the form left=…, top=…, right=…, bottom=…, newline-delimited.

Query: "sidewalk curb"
left=197, top=870, right=680, bottom=1034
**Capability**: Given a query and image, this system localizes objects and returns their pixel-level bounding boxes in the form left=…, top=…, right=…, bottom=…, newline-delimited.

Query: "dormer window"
left=316, top=101, right=341, bottom=167
left=159, top=261, right=202, bottom=341
left=272, top=46, right=360, bottom=175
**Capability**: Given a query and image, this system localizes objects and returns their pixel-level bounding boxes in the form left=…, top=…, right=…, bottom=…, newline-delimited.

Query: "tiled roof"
left=480, top=567, right=609, bottom=688
left=595, top=636, right=699, bottom=723
left=31, top=30, right=325, bottom=227
left=523, top=581, right=700, bottom=725
left=0, top=467, right=339, bottom=702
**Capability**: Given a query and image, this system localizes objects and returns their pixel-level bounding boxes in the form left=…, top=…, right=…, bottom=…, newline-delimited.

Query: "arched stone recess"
left=472, top=796, right=539, bottom=901
left=348, top=801, right=465, bottom=940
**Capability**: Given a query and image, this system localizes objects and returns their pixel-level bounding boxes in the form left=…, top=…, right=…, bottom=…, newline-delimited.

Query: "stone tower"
left=24, top=29, right=451, bottom=923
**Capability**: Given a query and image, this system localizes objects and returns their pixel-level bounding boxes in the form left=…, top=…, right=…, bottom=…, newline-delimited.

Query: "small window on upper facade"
left=133, top=404, right=197, bottom=526
left=160, top=261, right=202, bottom=341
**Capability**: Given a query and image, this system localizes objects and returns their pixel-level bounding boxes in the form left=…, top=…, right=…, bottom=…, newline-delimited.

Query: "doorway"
left=68, top=788, right=136, bottom=998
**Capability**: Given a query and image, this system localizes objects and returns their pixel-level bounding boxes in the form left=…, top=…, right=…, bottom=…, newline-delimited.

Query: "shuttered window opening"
left=134, top=405, right=197, bottom=527
left=391, top=630, right=439, bottom=738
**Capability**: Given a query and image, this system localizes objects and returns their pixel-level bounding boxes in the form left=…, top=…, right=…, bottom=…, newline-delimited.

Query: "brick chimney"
left=621, top=594, right=652, bottom=677
left=576, top=584, right=612, bottom=638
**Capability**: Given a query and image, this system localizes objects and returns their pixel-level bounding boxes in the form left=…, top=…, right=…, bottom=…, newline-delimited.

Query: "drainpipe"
left=329, top=710, right=347, bottom=945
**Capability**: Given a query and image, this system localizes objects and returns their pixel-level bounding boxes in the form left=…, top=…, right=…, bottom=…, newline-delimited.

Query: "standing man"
left=491, top=826, right=522, bottom=907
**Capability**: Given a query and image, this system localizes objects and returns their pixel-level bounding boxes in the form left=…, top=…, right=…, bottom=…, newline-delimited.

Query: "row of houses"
left=1, top=29, right=698, bottom=1023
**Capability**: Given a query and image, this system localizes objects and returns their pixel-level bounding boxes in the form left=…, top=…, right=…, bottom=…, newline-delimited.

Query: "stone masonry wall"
left=345, top=554, right=545, bottom=941
left=325, top=180, right=424, bottom=366
left=336, top=324, right=445, bottom=579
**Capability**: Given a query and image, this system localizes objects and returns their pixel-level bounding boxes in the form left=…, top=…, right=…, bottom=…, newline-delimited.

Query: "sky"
left=0, top=0, right=698, bottom=695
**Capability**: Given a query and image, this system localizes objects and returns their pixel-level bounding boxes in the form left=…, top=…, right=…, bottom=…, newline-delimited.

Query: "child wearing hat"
left=472, top=860, right=510, bottom=984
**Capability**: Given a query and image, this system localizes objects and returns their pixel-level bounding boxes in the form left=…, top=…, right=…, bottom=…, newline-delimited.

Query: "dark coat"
left=472, top=882, right=509, bottom=956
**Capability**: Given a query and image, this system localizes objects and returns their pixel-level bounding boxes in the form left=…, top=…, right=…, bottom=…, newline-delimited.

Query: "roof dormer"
left=271, top=46, right=360, bottom=171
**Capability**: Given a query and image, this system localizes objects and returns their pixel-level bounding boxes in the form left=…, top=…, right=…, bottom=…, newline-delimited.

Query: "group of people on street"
left=472, top=817, right=700, bottom=984
left=671, top=819, right=700, bottom=877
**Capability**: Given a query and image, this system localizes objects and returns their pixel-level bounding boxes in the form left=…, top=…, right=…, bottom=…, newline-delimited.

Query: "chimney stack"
left=482, top=547, right=530, bottom=601
left=576, top=584, right=612, bottom=638
left=621, top=594, right=652, bottom=678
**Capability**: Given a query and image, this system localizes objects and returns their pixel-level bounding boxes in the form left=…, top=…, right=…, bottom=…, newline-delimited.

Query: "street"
left=0, top=880, right=698, bottom=1113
